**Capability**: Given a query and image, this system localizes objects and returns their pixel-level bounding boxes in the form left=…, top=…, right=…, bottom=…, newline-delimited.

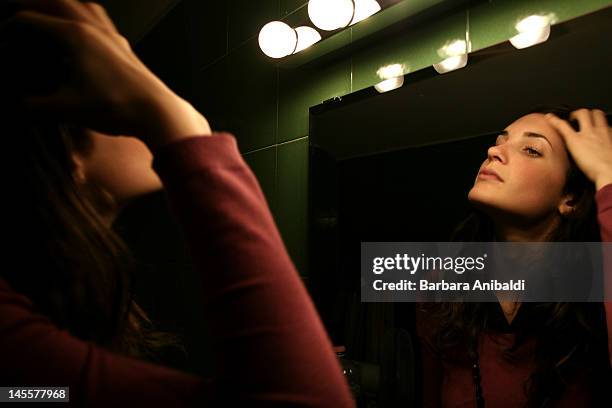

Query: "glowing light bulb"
left=308, top=0, right=355, bottom=31
left=350, top=0, right=381, bottom=25
left=375, top=64, right=405, bottom=93
left=442, top=39, right=468, bottom=57
left=376, top=64, right=404, bottom=80
left=509, top=15, right=551, bottom=49
left=433, top=39, right=468, bottom=74
left=258, top=21, right=297, bottom=59
left=433, top=54, right=468, bottom=73
left=374, top=77, right=404, bottom=93
left=293, top=26, right=322, bottom=53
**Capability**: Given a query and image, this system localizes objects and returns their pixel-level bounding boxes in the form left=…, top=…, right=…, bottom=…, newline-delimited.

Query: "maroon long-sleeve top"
left=417, top=185, right=612, bottom=407
left=0, top=133, right=355, bottom=407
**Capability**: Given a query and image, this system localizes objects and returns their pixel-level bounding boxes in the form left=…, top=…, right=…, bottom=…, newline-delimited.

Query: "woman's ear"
left=558, top=193, right=577, bottom=217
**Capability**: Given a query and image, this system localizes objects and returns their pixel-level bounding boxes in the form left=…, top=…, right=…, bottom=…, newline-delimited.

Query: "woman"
left=417, top=106, right=612, bottom=407
left=0, top=1, right=354, bottom=406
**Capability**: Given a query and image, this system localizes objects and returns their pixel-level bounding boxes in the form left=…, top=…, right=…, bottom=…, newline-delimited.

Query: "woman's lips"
left=478, top=169, right=503, bottom=182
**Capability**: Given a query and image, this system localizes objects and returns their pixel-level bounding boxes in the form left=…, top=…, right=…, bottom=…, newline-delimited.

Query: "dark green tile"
left=352, top=10, right=467, bottom=91
left=243, top=146, right=278, bottom=215
left=186, top=0, right=228, bottom=70
left=136, top=1, right=193, bottom=100
left=281, top=0, right=306, bottom=17
left=469, top=0, right=612, bottom=52
left=280, top=23, right=352, bottom=68
left=228, top=0, right=279, bottom=51
left=193, top=38, right=277, bottom=152
left=278, top=40, right=352, bottom=142
left=104, top=0, right=181, bottom=43
left=276, top=137, right=309, bottom=277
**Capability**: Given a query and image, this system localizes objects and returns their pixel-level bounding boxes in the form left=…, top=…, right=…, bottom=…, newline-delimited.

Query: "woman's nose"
left=487, top=143, right=504, bottom=163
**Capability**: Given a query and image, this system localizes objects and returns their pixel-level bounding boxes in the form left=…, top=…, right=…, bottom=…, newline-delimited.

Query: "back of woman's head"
left=2, top=115, right=180, bottom=361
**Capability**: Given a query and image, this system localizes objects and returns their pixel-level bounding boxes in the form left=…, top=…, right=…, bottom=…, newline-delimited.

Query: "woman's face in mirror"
left=72, top=130, right=163, bottom=210
left=468, top=113, right=573, bottom=222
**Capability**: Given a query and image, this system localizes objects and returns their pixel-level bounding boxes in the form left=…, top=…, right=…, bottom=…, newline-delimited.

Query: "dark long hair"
left=419, top=105, right=611, bottom=407
left=2, top=117, right=184, bottom=363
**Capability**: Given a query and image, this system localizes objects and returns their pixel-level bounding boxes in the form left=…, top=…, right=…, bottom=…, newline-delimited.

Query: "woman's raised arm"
left=594, top=183, right=612, bottom=367
left=547, top=109, right=612, bottom=366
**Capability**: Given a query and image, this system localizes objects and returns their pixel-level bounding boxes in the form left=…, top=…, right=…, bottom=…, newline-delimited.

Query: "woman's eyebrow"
left=498, top=130, right=553, bottom=151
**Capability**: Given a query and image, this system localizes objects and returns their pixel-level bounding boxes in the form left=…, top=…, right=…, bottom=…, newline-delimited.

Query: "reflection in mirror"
left=308, top=7, right=612, bottom=407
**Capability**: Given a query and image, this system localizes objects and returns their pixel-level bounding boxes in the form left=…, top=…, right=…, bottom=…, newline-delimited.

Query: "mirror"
left=308, top=7, right=612, bottom=407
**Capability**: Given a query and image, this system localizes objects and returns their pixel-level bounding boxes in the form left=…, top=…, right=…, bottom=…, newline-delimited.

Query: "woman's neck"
left=493, top=212, right=560, bottom=242
left=491, top=213, right=560, bottom=324
left=498, top=300, right=521, bottom=324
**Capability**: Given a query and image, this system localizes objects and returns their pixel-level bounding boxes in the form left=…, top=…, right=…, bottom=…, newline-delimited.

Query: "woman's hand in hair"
left=0, top=0, right=211, bottom=151
left=546, top=109, right=612, bottom=191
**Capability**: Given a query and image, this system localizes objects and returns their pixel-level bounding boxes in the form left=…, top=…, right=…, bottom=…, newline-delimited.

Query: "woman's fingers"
left=14, top=0, right=90, bottom=23
left=593, top=109, right=610, bottom=128
left=82, top=2, right=132, bottom=51
left=0, top=9, right=75, bottom=43
left=14, top=0, right=114, bottom=35
left=12, top=1, right=132, bottom=53
left=2, top=0, right=205, bottom=141
left=83, top=2, right=118, bottom=33
left=546, top=113, right=577, bottom=145
left=569, top=108, right=594, bottom=130
left=547, top=109, right=612, bottom=188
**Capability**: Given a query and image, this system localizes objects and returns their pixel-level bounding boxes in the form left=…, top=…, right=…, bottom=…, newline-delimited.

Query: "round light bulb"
left=293, top=26, right=322, bottom=53
left=434, top=39, right=468, bottom=73
left=376, top=64, right=404, bottom=80
left=515, top=15, right=550, bottom=33
left=443, top=39, right=467, bottom=57
left=350, top=0, right=381, bottom=25
left=308, top=0, right=355, bottom=31
left=258, top=21, right=298, bottom=59
left=433, top=54, right=468, bottom=74
left=374, top=76, right=404, bottom=93
left=510, top=15, right=551, bottom=49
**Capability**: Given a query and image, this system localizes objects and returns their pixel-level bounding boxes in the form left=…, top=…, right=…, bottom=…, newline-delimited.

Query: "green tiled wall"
left=174, top=0, right=611, bottom=276
left=469, top=0, right=612, bottom=51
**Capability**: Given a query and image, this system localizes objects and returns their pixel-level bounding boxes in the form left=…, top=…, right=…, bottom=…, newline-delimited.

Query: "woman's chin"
left=468, top=186, right=497, bottom=209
